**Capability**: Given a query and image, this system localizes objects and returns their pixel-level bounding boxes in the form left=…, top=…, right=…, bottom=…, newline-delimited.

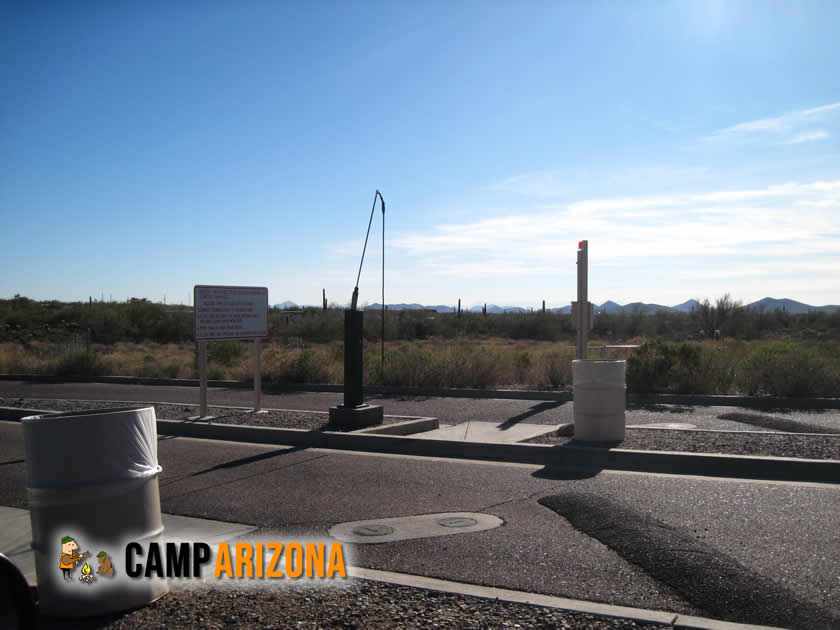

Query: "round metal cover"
left=437, top=517, right=478, bottom=528
left=352, top=524, right=395, bottom=537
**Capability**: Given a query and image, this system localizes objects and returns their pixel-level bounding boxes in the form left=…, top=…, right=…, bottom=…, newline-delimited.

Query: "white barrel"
left=22, top=406, right=168, bottom=616
left=572, top=360, right=626, bottom=441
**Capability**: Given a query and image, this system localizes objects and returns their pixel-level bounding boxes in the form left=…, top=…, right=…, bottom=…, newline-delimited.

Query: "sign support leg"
left=253, top=339, right=262, bottom=412
left=199, top=341, right=208, bottom=417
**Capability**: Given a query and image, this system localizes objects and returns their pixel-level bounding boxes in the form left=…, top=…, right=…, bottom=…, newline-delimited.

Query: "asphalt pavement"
left=2, top=417, right=839, bottom=627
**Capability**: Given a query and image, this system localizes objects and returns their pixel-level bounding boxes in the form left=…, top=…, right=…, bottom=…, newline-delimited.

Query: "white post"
left=253, top=339, right=262, bottom=412
left=199, top=341, right=208, bottom=417
left=576, top=240, right=589, bottom=359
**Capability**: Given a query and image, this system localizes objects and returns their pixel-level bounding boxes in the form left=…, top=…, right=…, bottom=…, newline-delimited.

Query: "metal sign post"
left=253, top=339, right=262, bottom=413
left=199, top=341, right=208, bottom=417
left=576, top=240, right=589, bottom=360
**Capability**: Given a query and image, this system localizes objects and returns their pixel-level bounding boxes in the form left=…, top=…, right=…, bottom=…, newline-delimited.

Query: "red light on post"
left=578, top=241, right=583, bottom=250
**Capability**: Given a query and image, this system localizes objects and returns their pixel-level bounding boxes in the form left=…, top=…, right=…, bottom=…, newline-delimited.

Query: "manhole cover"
left=437, top=517, right=478, bottom=528
left=352, top=524, right=395, bottom=537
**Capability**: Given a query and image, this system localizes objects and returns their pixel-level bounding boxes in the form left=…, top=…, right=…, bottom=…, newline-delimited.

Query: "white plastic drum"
left=22, top=406, right=168, bottom=616
left=572, top=360, right=627, bottom=441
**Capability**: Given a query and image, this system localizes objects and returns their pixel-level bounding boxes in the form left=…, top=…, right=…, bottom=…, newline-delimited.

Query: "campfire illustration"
left=79, top=561, right=95, bottom=584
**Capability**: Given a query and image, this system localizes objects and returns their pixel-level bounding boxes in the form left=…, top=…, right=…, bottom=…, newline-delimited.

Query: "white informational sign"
left=194, top=285, right=268, bottom=341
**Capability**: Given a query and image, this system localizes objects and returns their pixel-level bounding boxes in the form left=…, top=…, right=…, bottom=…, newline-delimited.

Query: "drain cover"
left=352, top=524, right=395, bottom=537
left=437, top=517, right=478, bottom=528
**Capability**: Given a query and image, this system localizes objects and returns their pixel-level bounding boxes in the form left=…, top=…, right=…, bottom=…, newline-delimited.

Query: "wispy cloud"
left=708, top=102, right=840, bottom=144
left=389, top=178, right=840, bottom=280
left=788, top=130, right=831, bottom=144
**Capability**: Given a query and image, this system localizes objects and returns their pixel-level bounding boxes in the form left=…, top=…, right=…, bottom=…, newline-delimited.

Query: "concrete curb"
left=153, top=419, right=840, bottom=484
left=349, top=567, right=784, bottom=630
left=4, top=373, right=840, bottom=408
left=352, top=417, right=439, bottom=435
left=4, top=405, right=838, bottom=483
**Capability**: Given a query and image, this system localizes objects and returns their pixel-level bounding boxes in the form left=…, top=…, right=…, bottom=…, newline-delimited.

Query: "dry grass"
left=1, top=337, right=837, bottom=395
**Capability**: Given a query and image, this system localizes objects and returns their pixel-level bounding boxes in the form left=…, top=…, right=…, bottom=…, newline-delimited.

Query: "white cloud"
left=789, top=130, right=830, bottom=144
left=388, top=178, right=840, bottom=285
left=708, top=102, right=840, bottom=144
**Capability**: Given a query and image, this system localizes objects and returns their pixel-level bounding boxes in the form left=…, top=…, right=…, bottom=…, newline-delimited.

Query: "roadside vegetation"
left=1, top=294, right=839, bottom=396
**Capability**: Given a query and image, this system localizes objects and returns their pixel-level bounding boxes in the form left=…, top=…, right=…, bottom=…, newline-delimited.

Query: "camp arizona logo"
left=59, top=535, right=347, bottom=585
left=126, top=541, right=347, bottom=579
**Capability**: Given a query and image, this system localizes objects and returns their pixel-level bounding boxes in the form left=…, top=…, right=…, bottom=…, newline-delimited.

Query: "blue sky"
left=2, top=1, right=839, bottom=308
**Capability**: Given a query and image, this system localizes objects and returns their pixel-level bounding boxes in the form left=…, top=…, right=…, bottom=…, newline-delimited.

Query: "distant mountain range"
left=274, top=297, right=838, bottom=315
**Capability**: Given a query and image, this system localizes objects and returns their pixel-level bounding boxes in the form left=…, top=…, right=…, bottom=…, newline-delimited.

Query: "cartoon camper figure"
left=59, top=536, right=89, bottom=580
left=96, top=551, right=115, bottom=577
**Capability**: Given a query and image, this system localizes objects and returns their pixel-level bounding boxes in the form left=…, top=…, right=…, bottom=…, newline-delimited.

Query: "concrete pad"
left=329, top=512, right=503, bottom=544
left=0, top=505, right=257, bottom=587
left=416, top=421, right=558, bottom=443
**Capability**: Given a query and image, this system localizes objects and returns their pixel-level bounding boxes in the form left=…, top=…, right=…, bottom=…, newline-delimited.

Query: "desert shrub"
left=380, top=344, right=438, bottom=387
left=470, top=348, right=501, bottom=389
left=207, top=341, right=247, bottom=367
left=289, top=349, right=331, bottom=383
left=514, top=352, right=533, bottom=384
left=683, top=344, right=736, bottom=394
left=736, top=342, right=835, bottom=397
left=0, top=343, right=40, bottom=374
left=542, top=350, right=572, bottom=389
left=667, top=343, right=702, bottom=393
left=207, top=365, right=227, bottom=381
left=626, top=340, right=674, bottom=396
left=52, top=349, right=106, bottom=377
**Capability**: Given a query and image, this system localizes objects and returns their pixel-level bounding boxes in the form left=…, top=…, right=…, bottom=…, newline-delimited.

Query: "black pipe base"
left=328, top=404, right=384, bottom=431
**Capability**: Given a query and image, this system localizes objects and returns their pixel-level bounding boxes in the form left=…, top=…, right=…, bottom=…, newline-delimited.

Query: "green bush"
left=290, top=349, right=331, bottom=383
left=207, top=341, right=247, bottom=367
left=543, top=351, right=569, bottom=389
left=207, top=365, right=227, bottom=381
left=736, top=342, right=834, bottom=397
left=626, top=341, right=675, bottom=396
left=52, top=350, right=106, bottom=377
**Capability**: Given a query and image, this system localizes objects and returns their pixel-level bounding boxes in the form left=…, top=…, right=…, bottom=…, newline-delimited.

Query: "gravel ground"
left=38, top=579, right=667, bottom=629
left=0, top=398, right=416, bottom=431
left=4, top=397, right=839, bottom=459
left=624, top=404, right=840, bottom=433
left=527, top=427, right=840, bottom=460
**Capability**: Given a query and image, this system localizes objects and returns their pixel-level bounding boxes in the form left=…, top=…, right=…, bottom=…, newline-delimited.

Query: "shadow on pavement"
left=627, top=403, right=695, bottom=414
left=179, top=445, right=309, bottom=479
left=531, top=466, right=602, bottom=481
left=539, top=491, right=839, bottom=628
left=499, top=401, right=567, bottom=429
left=718, top=412, right=840, bottom=434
